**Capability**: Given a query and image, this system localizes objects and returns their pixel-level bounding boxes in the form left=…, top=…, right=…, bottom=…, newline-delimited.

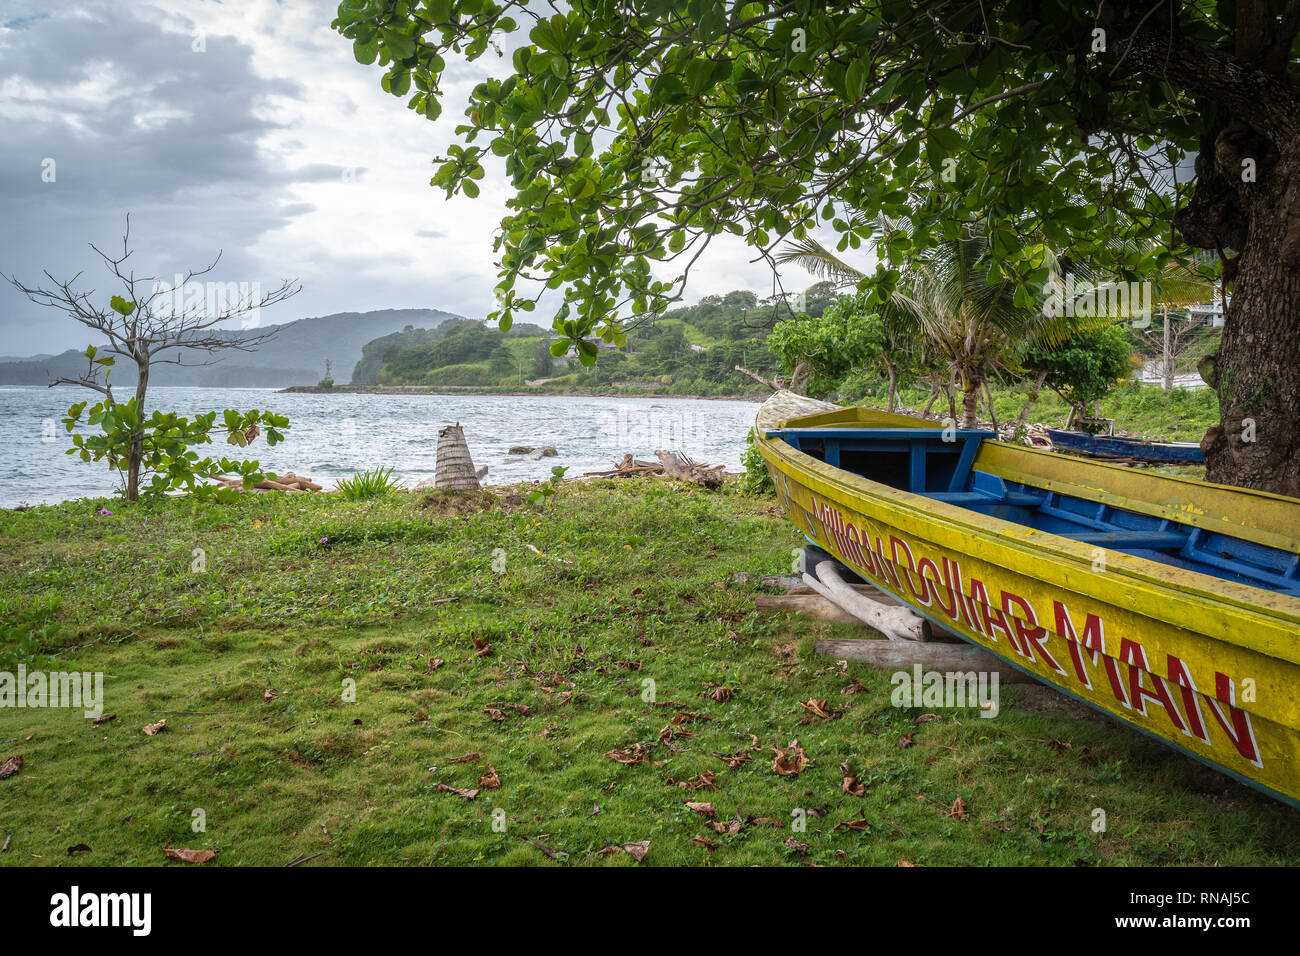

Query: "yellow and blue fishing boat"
left=755, top=391, right=1300, bottom=807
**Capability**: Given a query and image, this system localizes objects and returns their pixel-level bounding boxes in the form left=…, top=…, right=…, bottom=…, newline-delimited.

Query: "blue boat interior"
left=1047, top=429, right=1205, bottom=463
left=764, top=426, right=1300, bottom=597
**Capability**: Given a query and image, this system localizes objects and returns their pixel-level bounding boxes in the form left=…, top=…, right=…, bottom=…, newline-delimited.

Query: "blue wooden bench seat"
left=1056, top=530, right=1192, bottom=550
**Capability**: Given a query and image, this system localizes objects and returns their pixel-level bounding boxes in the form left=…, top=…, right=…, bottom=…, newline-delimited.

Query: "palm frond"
left=774, top=238, right=865, bottom=286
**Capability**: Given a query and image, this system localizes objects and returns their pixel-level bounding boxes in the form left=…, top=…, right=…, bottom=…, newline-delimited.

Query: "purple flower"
left=320, top=537, right=328, bottom=544
left=97, top=507, right=112, bottom=517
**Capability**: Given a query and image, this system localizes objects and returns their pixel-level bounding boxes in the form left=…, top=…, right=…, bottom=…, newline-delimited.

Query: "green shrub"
left=336, top=466, right=402, bottom=500
left=741, top=428, right=774, bottom=495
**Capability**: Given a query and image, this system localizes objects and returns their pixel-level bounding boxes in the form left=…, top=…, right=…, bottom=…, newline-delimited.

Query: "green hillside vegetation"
left=352, top=325, right=445, bottom=385
left=371, top=319, right=547, bottom=387
left=369, top=288, right=838, bottom=394
left=353, top=319, right=551, bottom=385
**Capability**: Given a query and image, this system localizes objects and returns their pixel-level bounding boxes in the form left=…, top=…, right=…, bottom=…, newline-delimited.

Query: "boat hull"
left=757, top=396, right=1300, bottom=807
left=1048, top=428, right=1205, bottom=463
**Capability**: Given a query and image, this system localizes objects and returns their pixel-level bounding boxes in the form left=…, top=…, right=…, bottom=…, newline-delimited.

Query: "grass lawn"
left=1, top=479, right=1296, bottom=866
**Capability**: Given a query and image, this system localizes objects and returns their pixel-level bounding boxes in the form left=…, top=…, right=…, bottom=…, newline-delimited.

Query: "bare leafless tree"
left=1132, top=307, right=1220, bottom=390
left=2, top=217, right=300, bottom=499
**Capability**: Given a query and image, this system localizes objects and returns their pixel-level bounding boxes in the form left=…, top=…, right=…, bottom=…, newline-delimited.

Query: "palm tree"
left=780, top=223, right=1077, bottom=426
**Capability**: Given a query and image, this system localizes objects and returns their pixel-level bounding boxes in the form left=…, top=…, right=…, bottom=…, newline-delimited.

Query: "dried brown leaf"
left=799, top=698, right=837, bottom=720
left=833, top=819, right=871, bottom=832
left=163, top=847, right=215, bottom=863
left=606, top=743, right=652, bottom=765
left=621, top=840, right=650, bottom=862
left=436, top=784, right=479, bottom=799
left=772, top=740, right=809, bottom=776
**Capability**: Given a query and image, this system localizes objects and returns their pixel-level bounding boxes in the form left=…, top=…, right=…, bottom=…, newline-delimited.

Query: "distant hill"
left=352, top=325, right=445, bottom=385
left=353, top=319, right=549, bottom=385
left=0, top=308, right=464, bottom=387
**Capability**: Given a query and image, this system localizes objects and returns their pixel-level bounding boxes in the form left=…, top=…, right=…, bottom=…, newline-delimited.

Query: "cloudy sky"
left=0, top=0, right=785, bottom=357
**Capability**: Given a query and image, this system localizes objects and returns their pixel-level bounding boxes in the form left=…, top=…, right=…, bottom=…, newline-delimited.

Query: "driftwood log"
left=583, top=454, right=663, bottom=477
left=803, top=559, right=930, bottom=642
left=213, top=471, right=322, bottom=492
left=583, top=452, right=725, bottom=488
left=653, top=450, right=725, bottom=488
left=754, top=593, right=862, bottom=624
left=813, top=638, right=1035, bottom=683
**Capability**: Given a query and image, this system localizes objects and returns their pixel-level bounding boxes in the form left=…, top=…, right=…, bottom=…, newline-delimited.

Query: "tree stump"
left=435, top=423, right=481, bottom=492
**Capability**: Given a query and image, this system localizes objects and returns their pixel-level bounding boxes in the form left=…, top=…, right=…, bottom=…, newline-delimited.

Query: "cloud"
left=0, top=0, right=784, bottom=357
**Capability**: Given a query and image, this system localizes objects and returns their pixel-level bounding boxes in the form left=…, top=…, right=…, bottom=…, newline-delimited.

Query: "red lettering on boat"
left=1057, top=602, right=1126, bottom=703
left=1165, top=655, right=1211, bottom=745
left=1119, top=639, right=1187, bottom=734
left=1205, top=673, right=1263, bottom=767
left=889, top=536, right=931, bottom=607
left=968, top=577, right=1011, bottom=643
left=944, top=558, right=985, bottom=634
left=842, top=521, right=868, bottom=569
left=920, top=557, right=958, bottom=618
left=871, top=535, right=902, bottom=592
left=1000, top=592, right=1065, bottom=674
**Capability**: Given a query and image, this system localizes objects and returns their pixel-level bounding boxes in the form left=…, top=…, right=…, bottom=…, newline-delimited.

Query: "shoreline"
left=278, top=384, right=767, bottom=402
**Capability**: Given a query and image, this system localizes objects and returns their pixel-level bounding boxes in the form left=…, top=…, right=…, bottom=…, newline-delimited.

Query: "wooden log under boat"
left=813, top=637, right=1036, bottom=682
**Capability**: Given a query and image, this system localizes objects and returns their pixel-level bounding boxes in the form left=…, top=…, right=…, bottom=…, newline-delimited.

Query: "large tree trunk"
left=885, top=362, right=898, bottom=412
left=1198, top=186, right=1300, bottom=497
left=1125, top=12, right=1300, bottom=497
left=127, top=359, right=148, bottom=501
